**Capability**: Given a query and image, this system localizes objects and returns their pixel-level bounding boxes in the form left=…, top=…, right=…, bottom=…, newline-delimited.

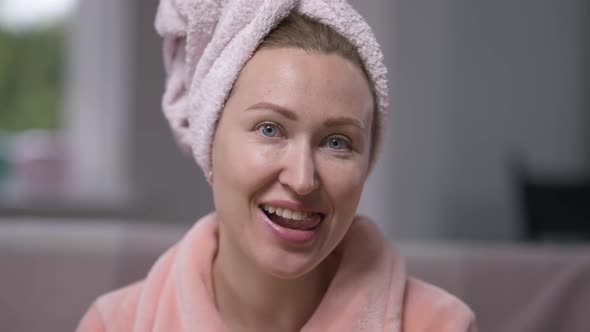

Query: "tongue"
left=268, top=212, right=322, bottom=231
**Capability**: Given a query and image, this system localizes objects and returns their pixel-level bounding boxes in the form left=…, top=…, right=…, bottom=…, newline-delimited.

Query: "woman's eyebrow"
left=246, top=102, right=297, bottom=120
left=324, top=116, right=365, bottom=130
left=246, top=101, right=365, bottom=130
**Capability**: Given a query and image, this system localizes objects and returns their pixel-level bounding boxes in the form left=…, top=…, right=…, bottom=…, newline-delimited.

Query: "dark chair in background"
left=515, top=164, right=590, bottom=241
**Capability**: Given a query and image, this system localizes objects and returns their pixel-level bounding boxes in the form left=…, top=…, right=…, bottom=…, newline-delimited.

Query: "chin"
left=250, top=211, right=349, bottom=280
left=255, top=246, right=323, bottom=279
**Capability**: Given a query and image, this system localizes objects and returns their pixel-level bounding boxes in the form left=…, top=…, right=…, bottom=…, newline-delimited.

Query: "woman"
left=78, top=0, right=477, bottom=331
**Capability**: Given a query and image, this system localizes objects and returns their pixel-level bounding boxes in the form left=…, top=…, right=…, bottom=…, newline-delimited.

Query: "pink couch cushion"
left=1, top=219, right=590, bottom=332
left=0, top=219, right=186, bottom=332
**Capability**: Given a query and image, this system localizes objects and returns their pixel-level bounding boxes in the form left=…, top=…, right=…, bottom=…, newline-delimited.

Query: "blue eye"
left=327, top=136, right=350, bottom=150
left=258, top=123, right=280, bottom=137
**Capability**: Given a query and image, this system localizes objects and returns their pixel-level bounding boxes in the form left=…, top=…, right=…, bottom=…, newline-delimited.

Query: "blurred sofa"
left=1, top=217, right=589, bottom=332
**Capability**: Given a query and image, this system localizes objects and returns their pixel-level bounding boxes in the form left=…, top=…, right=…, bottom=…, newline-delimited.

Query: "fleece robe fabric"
left=77, top=213, right=477, bottom=331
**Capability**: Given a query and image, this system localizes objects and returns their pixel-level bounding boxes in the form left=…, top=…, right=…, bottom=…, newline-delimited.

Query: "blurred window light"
left=0, top=0, right=77, bottom=33
left=0, top=0, right=131, bottom=212
left=0, top=0, right=77, bottom=205
left=0, top=0, right=77, bottom=132
left=0, top=0, right=131, bottom=215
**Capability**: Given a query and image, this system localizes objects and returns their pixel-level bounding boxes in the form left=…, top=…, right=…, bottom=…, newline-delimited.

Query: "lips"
left=259, top=205, right=324, bottom=231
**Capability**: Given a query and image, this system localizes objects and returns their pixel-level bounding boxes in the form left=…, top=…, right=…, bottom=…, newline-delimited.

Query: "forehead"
left=228, top=48, right=374, bottom=124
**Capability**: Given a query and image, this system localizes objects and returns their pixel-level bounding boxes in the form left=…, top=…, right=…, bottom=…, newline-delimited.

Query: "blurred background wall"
left=1, top=0, right=588, bottom=242
left=357, top=0, right=590, bottom=241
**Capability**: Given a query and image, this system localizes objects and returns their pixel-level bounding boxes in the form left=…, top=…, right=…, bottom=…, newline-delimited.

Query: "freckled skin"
left=210, top=47, right=374, bottom=330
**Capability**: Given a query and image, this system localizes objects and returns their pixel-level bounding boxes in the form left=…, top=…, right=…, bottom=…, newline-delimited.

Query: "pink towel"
left=155, top=0, right=390, bottom=178
left=77, top=214, right=477, bottom=331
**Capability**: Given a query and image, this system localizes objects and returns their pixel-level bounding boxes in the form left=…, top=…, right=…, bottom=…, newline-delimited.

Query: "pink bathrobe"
left=77, top=213, right=476, bottom=331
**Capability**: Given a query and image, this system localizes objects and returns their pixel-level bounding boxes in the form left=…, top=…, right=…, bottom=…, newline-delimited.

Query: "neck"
left=212, top=228, right=337, bottom=332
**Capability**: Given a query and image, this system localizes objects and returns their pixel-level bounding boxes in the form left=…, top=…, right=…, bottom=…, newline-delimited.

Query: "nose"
left=278, top=143, right=319, bottom=196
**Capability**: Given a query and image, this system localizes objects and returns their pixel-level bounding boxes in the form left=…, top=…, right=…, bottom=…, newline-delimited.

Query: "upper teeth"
left=262, top=205, right=313, bottom=221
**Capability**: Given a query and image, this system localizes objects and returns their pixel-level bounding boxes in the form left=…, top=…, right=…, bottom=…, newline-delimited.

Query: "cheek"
left=213, top=135, right=281, bottom=199
left=319, top=160, right=366, bottom=210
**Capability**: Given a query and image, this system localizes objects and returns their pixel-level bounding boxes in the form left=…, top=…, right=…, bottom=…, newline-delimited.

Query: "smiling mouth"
left=259, top=205, right=325, bottom=231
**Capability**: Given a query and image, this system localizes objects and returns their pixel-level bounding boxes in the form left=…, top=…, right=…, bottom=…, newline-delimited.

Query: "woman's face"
left=211, top=47, right=374, bottom=278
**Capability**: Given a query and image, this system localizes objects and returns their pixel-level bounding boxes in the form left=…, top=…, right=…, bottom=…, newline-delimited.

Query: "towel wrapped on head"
left=154, top=0, right=390, bottom=179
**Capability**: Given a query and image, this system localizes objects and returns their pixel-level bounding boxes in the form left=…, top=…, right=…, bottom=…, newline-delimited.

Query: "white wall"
left=64, top=0, right=134, bottom=206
